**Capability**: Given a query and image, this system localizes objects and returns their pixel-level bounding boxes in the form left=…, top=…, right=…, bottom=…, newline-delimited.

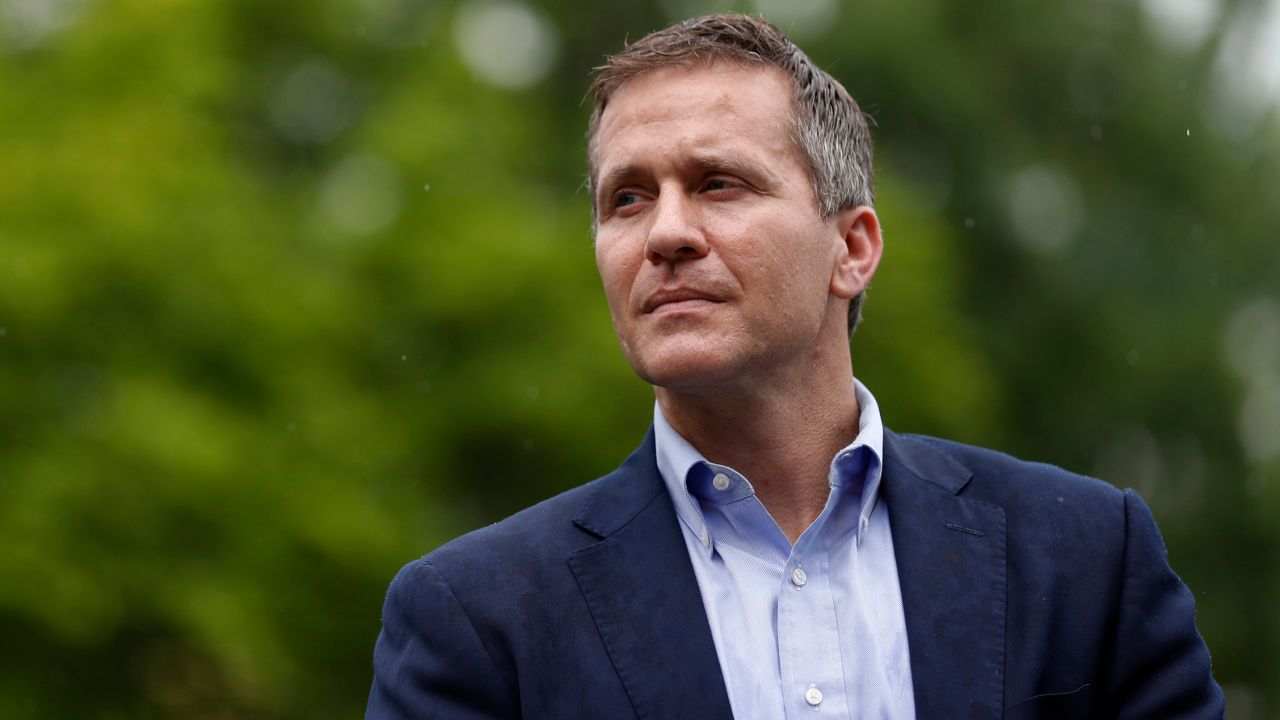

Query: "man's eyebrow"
left=596, top=153, right=777, bottom=197
left=596, top=164, right=643, bottom=196
left=686, top=152, right=775, bottom=183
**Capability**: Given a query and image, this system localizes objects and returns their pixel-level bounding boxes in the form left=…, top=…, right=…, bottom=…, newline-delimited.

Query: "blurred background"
left=1, top=0, right=1277, bottom=716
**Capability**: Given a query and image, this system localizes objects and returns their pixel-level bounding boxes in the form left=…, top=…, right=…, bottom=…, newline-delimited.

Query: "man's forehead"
left=590, top=63, right=795, bottom=173
left=600, top=62, right=790, bottom=122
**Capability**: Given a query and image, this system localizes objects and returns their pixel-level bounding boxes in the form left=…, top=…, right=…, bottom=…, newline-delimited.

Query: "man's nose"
left=644, top=189, right=708, bottom=263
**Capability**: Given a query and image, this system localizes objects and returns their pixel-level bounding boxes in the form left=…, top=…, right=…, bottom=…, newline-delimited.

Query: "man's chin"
left=627, top=350, right=739, bottom=392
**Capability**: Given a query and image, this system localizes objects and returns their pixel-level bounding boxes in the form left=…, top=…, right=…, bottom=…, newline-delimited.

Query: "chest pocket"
left=1006, top=683, right=1093, bottom=720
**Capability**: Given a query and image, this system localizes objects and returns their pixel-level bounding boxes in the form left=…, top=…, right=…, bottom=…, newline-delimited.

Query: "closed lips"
left=643, top=289, right=722, bottom=313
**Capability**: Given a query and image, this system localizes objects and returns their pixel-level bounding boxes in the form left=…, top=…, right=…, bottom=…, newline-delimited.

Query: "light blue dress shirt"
left=653, top=380, right=916, bottom=719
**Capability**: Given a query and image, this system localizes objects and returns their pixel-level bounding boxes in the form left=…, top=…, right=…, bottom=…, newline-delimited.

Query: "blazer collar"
left=883, top=429, right=1008, bottom=719
left=569, top=430, right=734, bottom=720
left=571, top=429, right=668, bottom=539
left=883, top=428, right=973, bottom=494
left=568, top=428, right=1011, bottom=720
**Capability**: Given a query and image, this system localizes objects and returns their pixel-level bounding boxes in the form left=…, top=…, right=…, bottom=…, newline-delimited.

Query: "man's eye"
left=703, top=178, right=736, bottom=191
left=614, top=192, right=639, bottom=208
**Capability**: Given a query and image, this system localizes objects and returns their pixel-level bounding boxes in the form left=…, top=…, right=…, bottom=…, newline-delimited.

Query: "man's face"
left=592, top=64, right=849, bottom=391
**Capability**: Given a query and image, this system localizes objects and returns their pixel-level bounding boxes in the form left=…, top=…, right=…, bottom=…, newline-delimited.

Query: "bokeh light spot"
left=1, top=0, right=88, bottom=52
left=1240, top=377, right=1280, bottom=463
left=1140, top=0, right=1219, bottom=51
left=752, top=0, right=838, bottom=40
left=319, top=154, right=404, bottom=237
left=1003, top=163, right=1085, bottom=256
left=268, top=59, right=354, bottom=145
left=453, top=0, right=558, bottom=90
left=1223, top=297, right=1280, bottom=382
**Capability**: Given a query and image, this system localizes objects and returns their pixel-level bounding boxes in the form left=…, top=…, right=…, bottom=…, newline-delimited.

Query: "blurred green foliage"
left=1, top=0, right=1277, bottom=717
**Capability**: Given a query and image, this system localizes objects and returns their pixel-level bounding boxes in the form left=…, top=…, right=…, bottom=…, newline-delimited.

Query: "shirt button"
left=805, top=684, right=823, bottom=706
left=791, top=567, right=807, bottom=587
left=712, top=473, right=731, bottom=491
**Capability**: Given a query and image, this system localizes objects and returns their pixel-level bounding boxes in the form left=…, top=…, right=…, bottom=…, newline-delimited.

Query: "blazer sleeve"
left=1103, top=489, right=1224, bottom=719
left=366, top=559, right=518, bottom=720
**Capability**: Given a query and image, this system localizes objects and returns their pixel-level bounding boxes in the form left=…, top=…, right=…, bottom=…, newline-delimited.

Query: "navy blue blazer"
left=366, top=430, right=1223, bottom=719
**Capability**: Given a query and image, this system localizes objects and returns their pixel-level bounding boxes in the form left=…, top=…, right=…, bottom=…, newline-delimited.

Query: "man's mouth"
left=643, top=288, right=722, bottom=314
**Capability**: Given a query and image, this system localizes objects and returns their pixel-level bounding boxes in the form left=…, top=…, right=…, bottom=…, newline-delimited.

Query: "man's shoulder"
left=388, top=431, right=665, bottom=605
left=422, top=476, right=607, bottom=572
left=379, top=477, right=612, bottom=621
left=888, top=430, right=1143, bottom=585
left=887, top=430, right=1126, bottom=514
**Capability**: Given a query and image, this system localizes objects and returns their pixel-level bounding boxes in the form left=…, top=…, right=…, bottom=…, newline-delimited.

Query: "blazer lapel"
left=568, top=431, right=733, bottom=720
left=883, top=430, right=1008, bottom=719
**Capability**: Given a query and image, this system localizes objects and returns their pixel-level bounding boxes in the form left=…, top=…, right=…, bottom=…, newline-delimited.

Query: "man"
left=367, top=14, right=1223, bottom=719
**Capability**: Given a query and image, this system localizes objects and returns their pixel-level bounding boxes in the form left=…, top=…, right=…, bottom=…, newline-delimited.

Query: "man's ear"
left=830, top=205, right=883, bottom=300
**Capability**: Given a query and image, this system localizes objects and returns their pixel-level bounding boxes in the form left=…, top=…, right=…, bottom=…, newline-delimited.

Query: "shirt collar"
left=653, top=401, right=715, bottom=552
left=843, top=379, right=885, bottom=544
left=653, top=379, right=886, bottom=553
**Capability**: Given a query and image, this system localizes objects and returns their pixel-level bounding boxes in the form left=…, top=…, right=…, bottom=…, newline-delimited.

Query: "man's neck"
left=655, top=361, right=863, bottom=544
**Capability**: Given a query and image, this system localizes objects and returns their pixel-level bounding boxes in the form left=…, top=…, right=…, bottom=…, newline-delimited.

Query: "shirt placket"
left=777, top=507, right=848, bottom=717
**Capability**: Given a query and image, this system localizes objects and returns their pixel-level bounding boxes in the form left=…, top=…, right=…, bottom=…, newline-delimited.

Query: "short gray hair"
left=587, top=14, right=876, bottom=333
